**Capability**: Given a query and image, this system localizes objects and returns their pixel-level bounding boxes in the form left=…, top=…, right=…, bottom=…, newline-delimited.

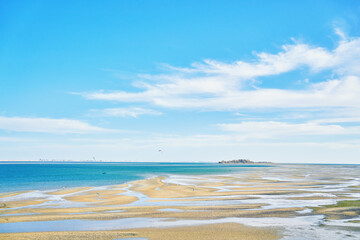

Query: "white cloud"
left=91, top=107, right=162, bottom=118
left=0, top=116, right=109, bottom=134
left=1, top=130, right=360, bottom=162
left=81, top=33, right=360, bottom=111
left=218, top=120, right=360, bottom=139
left=0, top=137, right=38, bottom=142
left=334, top=27, right=347, bottom=41
left=313, top=117, right=360, bottom=124
left=142, top=75, right=360, bottom=109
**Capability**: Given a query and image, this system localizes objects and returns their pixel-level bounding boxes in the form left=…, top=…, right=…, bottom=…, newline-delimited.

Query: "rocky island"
left=218, top=159, right=273, bottom=164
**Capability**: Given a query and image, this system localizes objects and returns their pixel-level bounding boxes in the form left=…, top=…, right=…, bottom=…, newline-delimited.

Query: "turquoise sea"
left=0, top=162, right=270, bottom=193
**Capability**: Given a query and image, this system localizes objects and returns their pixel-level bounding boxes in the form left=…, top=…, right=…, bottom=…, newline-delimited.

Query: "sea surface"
left=0, top=162, right=270, bottom=193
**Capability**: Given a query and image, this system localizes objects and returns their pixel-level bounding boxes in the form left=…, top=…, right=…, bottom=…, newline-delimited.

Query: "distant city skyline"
left=1, top=0, right=360, bottom=163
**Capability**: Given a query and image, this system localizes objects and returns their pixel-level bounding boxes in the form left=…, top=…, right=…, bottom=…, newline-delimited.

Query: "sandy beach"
left=3, top=0, right=360, bottom=238
left=0, top=164, right=359, bottom=239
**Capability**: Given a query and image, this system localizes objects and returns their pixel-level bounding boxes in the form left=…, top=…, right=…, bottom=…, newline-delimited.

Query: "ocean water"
left=0, top=162, right=269, bottom=193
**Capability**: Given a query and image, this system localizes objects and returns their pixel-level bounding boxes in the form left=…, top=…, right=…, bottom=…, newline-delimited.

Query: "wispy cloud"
left=81, top=33, right=360, bottom=111
left=90, top=107, right=162, bottom=118
left=0, top=116, right=110, bottom=134
left=218, top=120, right=360, bottom=139
left=0, top=137, right=39, bottom=142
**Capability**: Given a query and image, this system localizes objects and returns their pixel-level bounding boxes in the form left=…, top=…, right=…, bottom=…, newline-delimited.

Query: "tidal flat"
left=0, top=164, right=359, bottom=239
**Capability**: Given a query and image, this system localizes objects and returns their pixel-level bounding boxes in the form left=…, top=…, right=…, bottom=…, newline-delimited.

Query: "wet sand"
left=0, top=223, right=280, bottom=240
left=0, top=164, right=359, bottom=239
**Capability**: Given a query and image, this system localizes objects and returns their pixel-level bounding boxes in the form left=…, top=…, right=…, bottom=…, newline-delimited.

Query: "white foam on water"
left=158, top=208, right=184, bottom=212
left=296, top=208, right=313, bottom=214
left=325, top=217, right=360, bottom=228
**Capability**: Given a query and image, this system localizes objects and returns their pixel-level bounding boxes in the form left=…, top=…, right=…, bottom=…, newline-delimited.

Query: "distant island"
left=218, top=159, right=274, bottom=164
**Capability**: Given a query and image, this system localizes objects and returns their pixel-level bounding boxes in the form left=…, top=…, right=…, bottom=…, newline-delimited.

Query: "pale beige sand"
left=0, top=199, right=46, bottom=209
left=1, top=166, right=358, bottom=240
left=130, top=177, right=306, bottom=198
left=147, top=196, right=259, bottom=202
left=0, top=205, right=301, bottom=223
left=48, top=187, right=93, bottom=195
left=0, top=191, right=31, bottom=199
left=0, top=223, right=281, bottom=240
left=0, top=173, right=347, bottom=224
left=64, top=189, right=137, bottom=205
left=313, top=206, right=360, bottom=220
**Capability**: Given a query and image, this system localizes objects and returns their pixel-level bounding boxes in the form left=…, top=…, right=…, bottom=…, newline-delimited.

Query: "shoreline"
left=1, top=164, right=359, bottom=239
left=0, top=162, right=271, bottom=193
left=0, top=222, right=281, bottom=240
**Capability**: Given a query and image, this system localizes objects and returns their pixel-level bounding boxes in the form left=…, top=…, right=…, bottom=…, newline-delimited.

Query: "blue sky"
left=1, top=0, right=360, bottom=163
